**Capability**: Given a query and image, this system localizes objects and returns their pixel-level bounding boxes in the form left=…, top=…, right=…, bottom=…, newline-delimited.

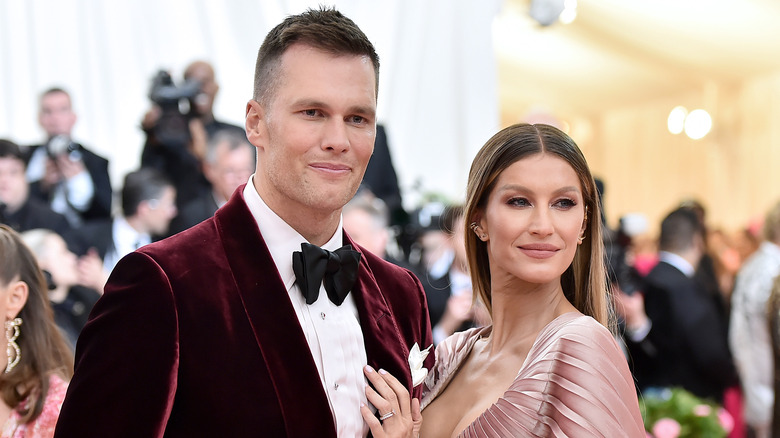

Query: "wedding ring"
left=379, top=410, right=395, bottom=421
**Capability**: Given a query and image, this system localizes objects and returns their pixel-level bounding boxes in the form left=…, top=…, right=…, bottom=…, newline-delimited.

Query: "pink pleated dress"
left=421, top=312, right=646, bottom=437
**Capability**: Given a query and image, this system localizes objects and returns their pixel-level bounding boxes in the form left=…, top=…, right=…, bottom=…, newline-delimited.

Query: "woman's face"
left=477, top=153, right=586, bottom=288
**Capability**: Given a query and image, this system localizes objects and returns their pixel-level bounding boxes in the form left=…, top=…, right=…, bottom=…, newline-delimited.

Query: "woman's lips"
left=519, top=243, right=558, bottom=259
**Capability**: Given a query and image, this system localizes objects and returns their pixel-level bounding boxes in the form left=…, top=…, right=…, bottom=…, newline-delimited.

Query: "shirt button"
left=320, top=312, right=326, bottom=320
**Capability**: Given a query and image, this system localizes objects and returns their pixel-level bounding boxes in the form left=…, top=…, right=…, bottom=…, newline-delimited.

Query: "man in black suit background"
left=0, top=139, right=72, bottom=238
left=25, top=87, right=112, bottom=226
left=167, top=130, right=254, bottom=235
left=72, top=168, right=177, bottom=292
left=140, top=60, right=246, bottom=210
left=620, top=207, right=738, bottom=402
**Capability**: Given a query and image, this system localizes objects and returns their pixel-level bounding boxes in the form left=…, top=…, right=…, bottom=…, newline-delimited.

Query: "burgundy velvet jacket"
left=54, top=186, right=434, bottom=437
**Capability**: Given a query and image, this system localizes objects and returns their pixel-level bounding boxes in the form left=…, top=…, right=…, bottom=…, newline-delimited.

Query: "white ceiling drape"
left=0, top=0, right=501, bottom=209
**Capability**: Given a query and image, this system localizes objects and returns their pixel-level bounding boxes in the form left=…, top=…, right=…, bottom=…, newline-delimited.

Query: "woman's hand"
left=361, top=365, right=422, bottom=438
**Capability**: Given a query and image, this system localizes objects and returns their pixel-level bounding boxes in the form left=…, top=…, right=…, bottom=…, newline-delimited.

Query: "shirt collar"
left=113, top=216, right=151, bottom=251
left=659, top=250, right=696, bottom=277
left=242, top=176, right=344, bottom=291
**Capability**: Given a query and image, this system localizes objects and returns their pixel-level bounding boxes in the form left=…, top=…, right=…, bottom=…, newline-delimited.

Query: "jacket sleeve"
left=54, top=251, right=179, bottom=438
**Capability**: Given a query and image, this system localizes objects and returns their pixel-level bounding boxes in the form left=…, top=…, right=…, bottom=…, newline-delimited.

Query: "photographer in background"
left=140, top=60, right=244, bottom=210
left=24, top=87, right=112, bottom=227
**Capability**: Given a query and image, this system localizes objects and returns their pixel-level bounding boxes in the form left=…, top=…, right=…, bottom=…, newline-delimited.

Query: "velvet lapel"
left=214, top=187, right=336, bottom=437
left=345, top=233, right=413, bottom=390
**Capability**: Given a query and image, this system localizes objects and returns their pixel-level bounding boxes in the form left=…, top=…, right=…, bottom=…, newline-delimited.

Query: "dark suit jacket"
left=0, top=196, right=71, bottom=238
left=25, top=143, right=113, bottom=221
left=54, top=186, right=433, bottom=437
left=167, top=192, right=219, bottom=236
left=69, top=218, right=114, bottom=258
left=626, top=260, right=737, bottom=402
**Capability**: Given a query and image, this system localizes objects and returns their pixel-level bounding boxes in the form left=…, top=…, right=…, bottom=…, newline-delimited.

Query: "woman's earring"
left=577, top=234, right=586, bottom=244
left=469, top=222, right=479, bottom=232
left=5, top=317, right=22, bottom=374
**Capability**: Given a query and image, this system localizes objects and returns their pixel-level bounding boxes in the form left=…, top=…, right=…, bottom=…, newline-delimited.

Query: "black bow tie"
left=292, top=243, right=361, bottom=306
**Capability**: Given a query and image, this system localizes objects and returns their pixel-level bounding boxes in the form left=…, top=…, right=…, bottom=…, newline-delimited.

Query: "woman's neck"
left=485, top=280, right=576, bottom=355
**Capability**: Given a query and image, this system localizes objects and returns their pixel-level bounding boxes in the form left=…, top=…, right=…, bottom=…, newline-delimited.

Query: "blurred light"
left=667, top=106, right=687, bottom=135
left=529, top=0, right=565, bottom=26
left=684, top=109, right=712, bottom=140
left=559, top=0, right=578, bottom=24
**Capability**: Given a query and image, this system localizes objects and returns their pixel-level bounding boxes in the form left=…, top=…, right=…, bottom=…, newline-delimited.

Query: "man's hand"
left=613, top=285, right=649, bottom=332
left=77, top=248, right=108, bottom=294
left=54, top=154, right=88, bottom=180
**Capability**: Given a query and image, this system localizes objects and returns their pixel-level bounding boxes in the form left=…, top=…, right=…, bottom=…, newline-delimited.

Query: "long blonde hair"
left=463, top=124, right=611, bottom=328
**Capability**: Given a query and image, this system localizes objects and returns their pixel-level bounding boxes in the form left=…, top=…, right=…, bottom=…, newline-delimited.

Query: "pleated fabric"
left=421, top=312, right=646, bottom=437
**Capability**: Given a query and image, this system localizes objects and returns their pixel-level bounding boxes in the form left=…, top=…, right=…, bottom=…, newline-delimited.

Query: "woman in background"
left=419, top=124, right=644, bottom=437
left=0, top=225, right=73, bottom=437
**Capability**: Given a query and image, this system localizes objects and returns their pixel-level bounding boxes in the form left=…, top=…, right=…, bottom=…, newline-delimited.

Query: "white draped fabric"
left=0, top=0, right=500, bottom=208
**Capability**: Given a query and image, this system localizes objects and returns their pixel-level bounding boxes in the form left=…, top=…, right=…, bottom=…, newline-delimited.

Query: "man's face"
left=185, top=62, right=218, bottom=117
left=205, top=142, right=255, bottom=202
left=39, top=92, right=77, bottom=138
left=0, top=157, right=28, bottom=210
left=248, top=44, right=377, bottom=221
left=142, top=186, right=178, bottom=235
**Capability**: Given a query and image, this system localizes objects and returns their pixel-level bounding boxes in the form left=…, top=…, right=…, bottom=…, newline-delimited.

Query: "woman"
left=20, top=229, right=101, bottom=350
left=418, top=124, right=644, bottom=437
left=0, top=225, right=73, bottom=437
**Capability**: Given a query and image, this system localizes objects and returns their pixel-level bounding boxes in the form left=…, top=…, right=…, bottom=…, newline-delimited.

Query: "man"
left=168, top=130, right=255, bottom=235
left=0, top=139, right=71, bottom=238
left=621, top=207, right=738, bottom=402
left=25, top=88, right=112, bottom=226
left=55, top=7, right=432, bottom=437
left=730, top=200, right=780, bottom=438
left=141, top=60, right=246, bottom=209
left=71, top=168, right=177, bottom=292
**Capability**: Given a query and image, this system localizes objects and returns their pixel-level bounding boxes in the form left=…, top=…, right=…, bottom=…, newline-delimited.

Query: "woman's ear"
left=470, top=215, right=488, bottom=241
left=5, top=280, right=28, bottom=320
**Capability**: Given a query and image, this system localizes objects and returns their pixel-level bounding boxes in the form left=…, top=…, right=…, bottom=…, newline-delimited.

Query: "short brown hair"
left=252, top=6, right=380, bottom=105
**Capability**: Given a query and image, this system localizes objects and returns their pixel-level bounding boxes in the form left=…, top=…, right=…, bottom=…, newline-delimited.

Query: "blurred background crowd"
left=2, top=1, right=780, bottom=437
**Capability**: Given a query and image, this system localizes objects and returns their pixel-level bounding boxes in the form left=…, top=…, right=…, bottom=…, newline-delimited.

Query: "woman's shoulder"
left=535, top=312, right=617, bottom=354
left=421, top=326, right=491, bottom=409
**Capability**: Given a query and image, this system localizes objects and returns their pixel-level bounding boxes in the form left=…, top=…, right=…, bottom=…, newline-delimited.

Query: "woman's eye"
left=553, top=198, right=577, bottom=209
left=508, top=197, right=530, bottom=207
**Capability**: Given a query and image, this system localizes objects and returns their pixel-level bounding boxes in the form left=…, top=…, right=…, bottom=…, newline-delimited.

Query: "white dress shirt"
left=729, top=241, right=780, bottom=438
left=103, top=217, right=151, bottom=273
left=243, top=178, right=369, bottom=438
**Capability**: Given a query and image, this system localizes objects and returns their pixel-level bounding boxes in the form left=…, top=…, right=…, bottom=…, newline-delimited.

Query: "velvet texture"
left=54, top=186, right=433, bottom=437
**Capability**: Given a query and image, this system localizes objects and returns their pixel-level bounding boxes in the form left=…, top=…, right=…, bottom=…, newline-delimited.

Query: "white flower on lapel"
left=408, top=343, right=433, bottom=387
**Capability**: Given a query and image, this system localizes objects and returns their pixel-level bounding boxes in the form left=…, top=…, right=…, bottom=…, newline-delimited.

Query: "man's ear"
left=5, top=280, right=28, bottom=320
left=245, top=100, right=267, bottom=151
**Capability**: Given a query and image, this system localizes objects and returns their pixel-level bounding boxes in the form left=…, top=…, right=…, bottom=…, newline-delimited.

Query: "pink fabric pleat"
left=422, top=312, right=646, bottom=437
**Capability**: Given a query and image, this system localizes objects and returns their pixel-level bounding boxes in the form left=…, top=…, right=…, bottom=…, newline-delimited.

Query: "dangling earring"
left=577, top=206, right=588, bottom=244
left=5, top=317, right=22, bottom=374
